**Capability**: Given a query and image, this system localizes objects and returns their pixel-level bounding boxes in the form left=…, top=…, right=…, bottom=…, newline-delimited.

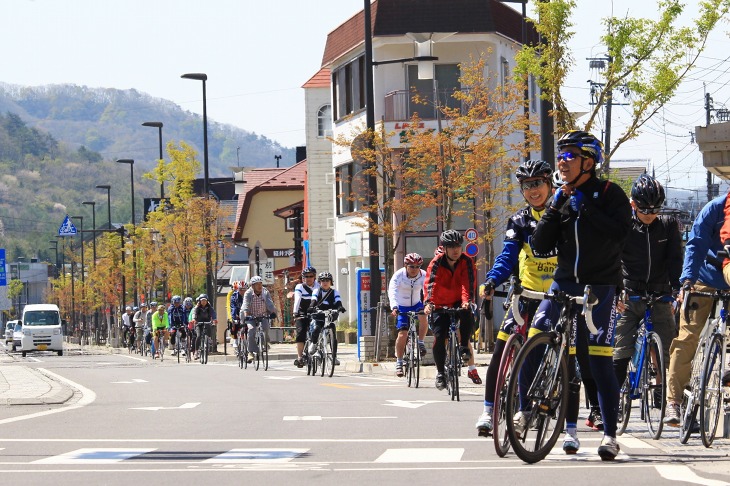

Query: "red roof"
left=302, top=67, right=331, bottom=89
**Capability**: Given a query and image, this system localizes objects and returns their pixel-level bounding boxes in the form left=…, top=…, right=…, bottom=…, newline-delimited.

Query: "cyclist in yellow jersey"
left=476, top=160, right=556, bottom=436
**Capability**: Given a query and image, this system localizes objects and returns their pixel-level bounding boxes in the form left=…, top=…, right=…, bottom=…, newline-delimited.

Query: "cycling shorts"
left=497, top=296, right=542, bottom=342
left=395, top=302, right=424, bottom=330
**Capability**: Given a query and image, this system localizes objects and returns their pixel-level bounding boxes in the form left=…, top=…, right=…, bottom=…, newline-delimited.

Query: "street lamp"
left=142, top=121, right=165, bottom=199
left=82, top=201, right=98, bottom=345
left=116, top=159, right=137, bottom=305
left=71, top=215, right=84, bottom=331
left=95, top=185, right=112, bottom=230
left=181, top=72, right=214, bottom=303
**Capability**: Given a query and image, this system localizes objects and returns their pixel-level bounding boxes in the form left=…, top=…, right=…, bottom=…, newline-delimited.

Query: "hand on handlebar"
left=424, top=303, right=434, bottom=315
left=482, top=279, right=496, bottom=300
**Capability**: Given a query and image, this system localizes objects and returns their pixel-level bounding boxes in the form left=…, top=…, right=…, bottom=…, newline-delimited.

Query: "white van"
left=20, top=304, right=64, bottom=357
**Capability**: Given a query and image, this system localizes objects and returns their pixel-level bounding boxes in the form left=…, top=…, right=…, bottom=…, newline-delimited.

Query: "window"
left=335, top=161, right=366, bottom=215
left=317, top=105, right=332, bottom=137
left=332, top=56, right=366, bottom=121
left=406, top=64, right=461, bottom=119
left=285, top=216, right=300, bottom=232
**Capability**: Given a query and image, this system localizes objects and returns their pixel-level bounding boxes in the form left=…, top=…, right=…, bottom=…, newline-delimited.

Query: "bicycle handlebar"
left=510, top=284, right=598, bottom=334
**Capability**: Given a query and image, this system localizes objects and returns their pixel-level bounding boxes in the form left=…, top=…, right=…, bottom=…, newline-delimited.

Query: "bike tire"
left=617, top=374, right=632, bottom=436
left=160, top=337, right=165, bottom=362
left=185, top=336, right=191, bottom=363
left=243, top=335, right=249, bottom=370
left=319, top=333, right=326, bottom=377
left=493, top=333, right=521, bottom=457
left=177, top=336, right=181, bottom=364
left=254, top=332, right=261, bottom=371
left=643, top=332, right=666, bottom=440
left=447, top=336, right=457, bottom=400
left=238, top=337, right=244, bottom=369
left=325, top=329, right=335, bottom=377
left=505, top=332, right=568, bottom=464
left=414, top=334, right=421, bottom=389
left=699, top=333, right=723, bottom=447
left=406, top=337, right=414, bottom=388
left=680, top=338, right=706, bottom=444
left=261, top=331, right=269, bottom=371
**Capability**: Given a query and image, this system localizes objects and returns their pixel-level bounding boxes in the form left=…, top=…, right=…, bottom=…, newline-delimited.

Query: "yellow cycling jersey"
left=518, top=207, right=556, bottom=292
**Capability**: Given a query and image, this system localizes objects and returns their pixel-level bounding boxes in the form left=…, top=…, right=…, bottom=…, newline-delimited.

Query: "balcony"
left=383, top=89, right=465, bottom=122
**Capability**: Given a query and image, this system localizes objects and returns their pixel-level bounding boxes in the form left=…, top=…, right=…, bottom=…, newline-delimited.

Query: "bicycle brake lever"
left=582, top=285, right=599, bottom=335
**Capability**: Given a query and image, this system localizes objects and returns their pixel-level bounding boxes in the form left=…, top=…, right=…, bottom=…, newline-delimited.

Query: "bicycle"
left=197, top=322, right=212, bottom=365
left=173, top=327, right=187, bottom=364
left=504, top=285, right=597, bottom=464
left=679, top=287, right=730, bottom=447
left=306, top=310, right=338, bottom=378
left=245, top=316, right=270, bottom=371
left=491, top=277, right=529, bottom=457
left=616, top=292, right=671, bottom=440
left=400, top=310, right=424, bottom=388
left=237, top=327, right=249, bottom=369
left=152, top=329, right=166, bottom=361
left=430, top=307, right=466, bottom=401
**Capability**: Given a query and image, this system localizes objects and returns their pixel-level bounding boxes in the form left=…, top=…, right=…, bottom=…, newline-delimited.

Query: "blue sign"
left=0, top=248, right=6, bottom=286
left=58, top=215, right=78, bottom=236
left=464, top=242, right=479, bottom=257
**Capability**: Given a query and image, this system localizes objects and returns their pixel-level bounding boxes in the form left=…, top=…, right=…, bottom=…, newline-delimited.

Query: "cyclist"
left=614, top=175, right=681, bottom=397
left=167, top=295, right=188, bottom=356
left=529, top=130, right=632, bottom=460
left=121, top=306, right=134, bottom=346
left=476, top=159, right=557, bottom=436
left=389, top=253, right=428, bottom=377
left=665, top=188, right=730, bottom=425
left=308, top=271, right=346, bottom=364
left=229, top=281, right=248, bottom=355
left=183, top=296, right=195, bottom=354
left=424, top=229, right=477, bottom=391
left=191, top=294, right=217, bottom=360
left=133, top=303, right=148, bottom=350
left=292, top=266, right=319, bottom=368
left=242, top=276, right=277, bottom=363
left=151, top=304, right=169, bottom=358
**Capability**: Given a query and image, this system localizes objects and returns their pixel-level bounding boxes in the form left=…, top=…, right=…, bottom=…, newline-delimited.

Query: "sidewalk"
left=0, top=366, right=74, bottom=406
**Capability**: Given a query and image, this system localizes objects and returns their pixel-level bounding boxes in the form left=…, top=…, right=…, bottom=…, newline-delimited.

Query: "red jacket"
left=423, top=250, right=476, bottom=306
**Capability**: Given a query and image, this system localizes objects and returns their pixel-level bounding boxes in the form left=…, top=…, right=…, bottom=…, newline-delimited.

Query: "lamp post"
left=71, top=215, right=84, bottom=334
left=142, top=121, right=165, bottom=199
left=116, top=159, right=138, bottom=306
left=82, top=201, right=98, bottom=344
left=95, top=185, right=112, bottom=230
left=181, top=72, right=214, bottom=303
left=48, top=240, right=58, bottom=274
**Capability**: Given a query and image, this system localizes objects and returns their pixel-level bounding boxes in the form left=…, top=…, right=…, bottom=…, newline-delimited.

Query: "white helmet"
left=249, top=276, right=263, bottom=285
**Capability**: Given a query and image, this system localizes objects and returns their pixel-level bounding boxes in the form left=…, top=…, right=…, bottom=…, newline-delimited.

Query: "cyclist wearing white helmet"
left=122, top=306, right=135, bottom=347
left=242, top=276, right=277, bottom=363
left=389, top=253, right=428, bottom=377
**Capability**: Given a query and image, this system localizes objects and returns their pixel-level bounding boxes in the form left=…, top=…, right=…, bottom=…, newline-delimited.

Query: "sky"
left=3, top=0, right=730, bottom=195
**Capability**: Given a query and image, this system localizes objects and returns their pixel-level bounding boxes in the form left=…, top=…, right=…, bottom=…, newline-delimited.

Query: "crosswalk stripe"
left=375, top=448, right=464, bottom=463
left=34, top=448, right=155, bottom=464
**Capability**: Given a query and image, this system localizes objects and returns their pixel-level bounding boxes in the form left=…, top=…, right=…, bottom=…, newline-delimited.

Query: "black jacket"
left=532, top=176, right=632, bottom=286
left=621, top=214, right=683, bottom=293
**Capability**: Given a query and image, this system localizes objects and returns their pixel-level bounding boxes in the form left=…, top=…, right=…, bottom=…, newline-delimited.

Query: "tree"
left=517, top=0, right=729, bottom=171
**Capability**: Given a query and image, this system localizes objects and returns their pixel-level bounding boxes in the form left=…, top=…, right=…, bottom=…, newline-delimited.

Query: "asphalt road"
left=0, top=347, right=728, bottom=485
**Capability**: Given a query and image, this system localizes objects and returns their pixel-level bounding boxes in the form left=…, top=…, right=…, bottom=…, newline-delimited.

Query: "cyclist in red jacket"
left=424, top=229, right=478, bottom=390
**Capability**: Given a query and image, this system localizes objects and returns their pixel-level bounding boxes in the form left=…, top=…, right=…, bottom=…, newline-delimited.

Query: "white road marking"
left=34, top=448, right=155, bottom=464
left=131, top=402, right=200, bottom=411
left=118, top=354, right=147, bottom=363
left=376, top=448, right=464, bottom=463
left=111, top=379, right=148, bottom=384
left=283, top=416, right=397, bottom=421
left=204, top=448, right=309, bottom=463
left=617, top=435, right=657, bottom=450
left=383, top=399, right=448, bottom=409
left=265, top=376, right=306, bottom=380
left=0, top=368, right=96, bottom=425
left=546, top=448, right=630, bottom=461
left=26, top=357, right=42, bottom=362
left=655, top=465, right=730, bottom=485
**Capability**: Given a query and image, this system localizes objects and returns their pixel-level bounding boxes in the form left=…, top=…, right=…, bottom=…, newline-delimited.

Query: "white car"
left=4, top=320, right=16, bottom=344
left=12, top=322, right=23, bottom=352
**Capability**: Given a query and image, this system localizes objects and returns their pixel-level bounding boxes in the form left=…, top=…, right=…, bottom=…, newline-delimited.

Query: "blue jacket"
left=680, top=193, right=729, bottom=289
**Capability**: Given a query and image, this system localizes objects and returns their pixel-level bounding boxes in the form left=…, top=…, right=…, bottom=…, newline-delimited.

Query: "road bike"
left=197, top=322, right=212, bottom=365
left=617, top=292, right=671, bottom=439
left=491, top=277, right=530, bottom=457
left=307, top=310, right=339, bottom=378
left=505, top=285, right=597, bottom=464
left=400, top=310, right=424, bottom=388
left=680, top=287, right=730, bottom=447
left=173, top=327, right=188, bottom=364
left=246, top=316, right=271, bottom=371
left=430, top=307, right=466, bottom=401
left=152, top=329, right=166, bottom=361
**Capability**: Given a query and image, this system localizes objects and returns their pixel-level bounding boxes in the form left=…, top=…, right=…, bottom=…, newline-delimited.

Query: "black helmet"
left=317, top=271, right=333, bottom=282
left=516, top=160, right=552, bottom=182
left=557, top=130, right=604, bottom=164
left=631, top=174, right=665, bottom=210
left=439, top=229, right=464, bottom=248
left=301, top=266, right=317, bottom=278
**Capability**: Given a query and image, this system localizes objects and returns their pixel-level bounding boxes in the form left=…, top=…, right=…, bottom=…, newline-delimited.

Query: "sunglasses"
left=557, top=152, right=584, bottom=162
left=520, top=179, right=547, bottom=191
left=636, top=206, right=661, bottom=215
left=406, top=265, right=421, bottom=269
left=303, top=274, right=316, bottom=278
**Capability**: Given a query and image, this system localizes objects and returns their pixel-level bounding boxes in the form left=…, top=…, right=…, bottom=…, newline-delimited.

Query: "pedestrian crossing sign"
left=58, top=215, right=78, bottom=236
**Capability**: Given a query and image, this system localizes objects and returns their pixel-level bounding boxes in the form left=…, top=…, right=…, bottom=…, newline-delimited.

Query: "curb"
left=1, top=368, right=75, bottom=406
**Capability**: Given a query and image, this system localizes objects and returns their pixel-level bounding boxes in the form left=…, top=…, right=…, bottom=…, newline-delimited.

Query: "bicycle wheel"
left=177, top=335, right=181, bottom=364
left=493, top=333, right=521, bottom=457
left=160, top=337, right=165, bottom=362
left=261, top=330, right=269, bottom=371
left=238, top=337, right=244, bottom=369
left=319, top=333, right=326, bottom=377
left=324, top=329, right=335, bottom=377
left=617, top=375, right=632, bottom=436
left=505, top=332, right=568, bottom=464
left=185, top=335, right=191, bottom=363
left=643, top=332, right=666, bottom=439
left=680, top=343, right=705, bottom=443
left=406, top=337, right=415, bottom=387
left=700, top=333, right=723, bottom=447
left=254, top=332, right=261, bottom=371
left=242, top=334, right=249, bottom=369
left=448, top=335, right=459, bottom=401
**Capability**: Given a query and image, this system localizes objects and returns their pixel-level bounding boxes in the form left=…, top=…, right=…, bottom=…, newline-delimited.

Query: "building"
left=304, top=0, right=540, bottom=316
left=7, top=257, right=52, bottom=315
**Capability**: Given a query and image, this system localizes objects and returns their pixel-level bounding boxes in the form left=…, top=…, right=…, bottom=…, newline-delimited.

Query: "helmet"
left=150, top=301, right=157, bottom=308
left=301, top=266, right=317, bottom=278
left=317, top=271, right=333, bottom=282
left=171, top=295, right=182, bottom=304
left=404, top=253, right=423, bottom=266
left=516, top=160, right=552, bottom=182
left=133, top=306, right=139, bottom=311
left=556, top=130, right=604, bottom=164
left=183, top=297, right=193, bottom=306
left=125, top=306, right=132, bottom=311
left=196, top=294, right=208, bottom=302
left=631, top=173, right=665, bottom=210
left=439, top=229, right=464, bottom=248
left=249, top=276, right=263, bottom=285
left=552, top=171, right=566, bottom=188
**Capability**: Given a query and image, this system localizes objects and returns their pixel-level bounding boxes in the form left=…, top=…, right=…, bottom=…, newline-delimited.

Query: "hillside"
left=0, top=83, right=296, bottom=175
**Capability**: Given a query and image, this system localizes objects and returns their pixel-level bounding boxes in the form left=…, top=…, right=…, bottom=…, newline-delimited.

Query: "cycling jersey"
left=230, top=290, right=245, bottom=321
left=311, top=287, right=344, bottom=313
left=293, top=281, right=320, bottom=316
left=388, top=267, right=426, bottom=309
left=424, top=251, right=476, bottom=306
left=151, top=311, right=169, bottom=331
left=682, top=193, right=729, bottom=288
left=622, top=213, right=682, bottom=294
left=487, top=205, right=557, bottom=292
left=191, top=303, right=216, bottom=323
left=167, top=304, right=188, bottom=327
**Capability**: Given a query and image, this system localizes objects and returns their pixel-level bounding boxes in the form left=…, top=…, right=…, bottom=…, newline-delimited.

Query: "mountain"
left=0, top=83, right=296, bottom=176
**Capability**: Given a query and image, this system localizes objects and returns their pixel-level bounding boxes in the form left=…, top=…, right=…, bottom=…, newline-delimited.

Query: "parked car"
left=12, top=321, right=23, bottom=352
left=4, top=320, right=16, bottom=344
